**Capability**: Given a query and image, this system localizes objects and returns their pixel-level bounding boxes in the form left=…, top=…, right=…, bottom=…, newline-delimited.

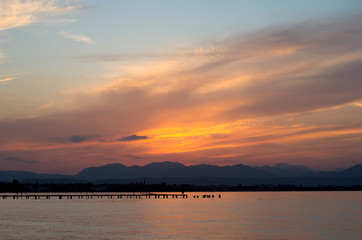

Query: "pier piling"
left=0, top=192, right=199, bottom=200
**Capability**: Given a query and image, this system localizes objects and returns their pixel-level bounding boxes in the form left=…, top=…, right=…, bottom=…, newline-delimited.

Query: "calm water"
left=0, top=191, right=361, bottom=240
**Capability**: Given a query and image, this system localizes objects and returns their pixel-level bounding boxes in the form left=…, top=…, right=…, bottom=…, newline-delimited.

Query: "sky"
left=0, top=0, right=362, bottom=174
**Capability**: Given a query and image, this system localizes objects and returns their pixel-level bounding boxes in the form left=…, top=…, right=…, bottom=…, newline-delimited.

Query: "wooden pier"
left=0, top=193, right=188, bottom=200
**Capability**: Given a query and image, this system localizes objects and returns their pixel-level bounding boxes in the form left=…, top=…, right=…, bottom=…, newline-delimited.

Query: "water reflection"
left=0, top=192, right=361, bottom=239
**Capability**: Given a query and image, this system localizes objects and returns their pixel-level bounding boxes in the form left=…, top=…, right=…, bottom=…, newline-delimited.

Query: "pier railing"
left=0, top=192, right=189, bottom=200
left=0, top=192, right=222, bottom=200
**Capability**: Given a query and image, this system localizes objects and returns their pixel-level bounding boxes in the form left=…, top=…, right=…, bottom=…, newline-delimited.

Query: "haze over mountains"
left=0, top=162, right=361, bottom=186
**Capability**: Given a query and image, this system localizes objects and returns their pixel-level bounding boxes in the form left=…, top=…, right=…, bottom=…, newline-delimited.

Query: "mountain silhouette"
left=0, top=170, right=68, bottom=182
left=0, top=161, right=361, bottom=185
left=254, top=162, right=314, bottom=177
left=337, top=164, right=362, bottom=177
left=75, top=161, right=274, bottom=180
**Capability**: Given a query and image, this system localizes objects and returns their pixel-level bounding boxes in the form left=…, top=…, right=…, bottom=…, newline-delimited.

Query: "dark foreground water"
left=0, top=191, right=361, bottom=240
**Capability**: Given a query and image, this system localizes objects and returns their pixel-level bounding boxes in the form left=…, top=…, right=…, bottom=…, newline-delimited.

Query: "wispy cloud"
left=60, top=31, right=95, bottom=45
left=0, top=0, right=80, bottom=31
left=75, top=45, right=223, bottom=62
left=75, top=53, right=160, bottom=62
left=0, top=0, right=81, bottom=68
left=39, top=101, right=55, bottom=110
left=0, top=76, right=16, bottom=85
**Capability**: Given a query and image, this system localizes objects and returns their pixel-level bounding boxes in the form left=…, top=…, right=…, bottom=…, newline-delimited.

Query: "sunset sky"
left=1, top=0, right=362, bottom=174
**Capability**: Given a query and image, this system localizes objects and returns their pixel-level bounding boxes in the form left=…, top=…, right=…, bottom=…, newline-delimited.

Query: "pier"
left=0, top=193, right=189, bottom=200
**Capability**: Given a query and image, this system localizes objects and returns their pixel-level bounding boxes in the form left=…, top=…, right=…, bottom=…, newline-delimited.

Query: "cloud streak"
left=60, top=31, right=95, bottom=45
left=5, top=157, right=37, bottom=163
left=0, top=76, right=16, bottom=85
left=119, top=135, right=148, bottom=142
left=70, top=135, right=88, bottom=142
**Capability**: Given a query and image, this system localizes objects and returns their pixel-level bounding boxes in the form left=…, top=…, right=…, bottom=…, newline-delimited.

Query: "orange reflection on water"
left=0, top=192, right=361, bottom=239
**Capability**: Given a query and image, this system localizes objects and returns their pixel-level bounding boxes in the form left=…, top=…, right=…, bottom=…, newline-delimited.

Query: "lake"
left=0, top=191, right=361, bottom=239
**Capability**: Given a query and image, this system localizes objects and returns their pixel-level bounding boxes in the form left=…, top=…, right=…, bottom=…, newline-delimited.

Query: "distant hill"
left=0, top=162, right=361, bottom=186
left=334, top=168, right=346, bottom=172
left=75, top=161, right=274, bottom=180
left=254, top=163, right=314, bottom=177
left=337, top=164, right=362, bottom=177
left=0, top=171, right=68, bottom=182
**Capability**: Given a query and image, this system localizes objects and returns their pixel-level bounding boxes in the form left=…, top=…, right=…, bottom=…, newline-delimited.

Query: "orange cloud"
left=1, top=13, right=362, bottom=172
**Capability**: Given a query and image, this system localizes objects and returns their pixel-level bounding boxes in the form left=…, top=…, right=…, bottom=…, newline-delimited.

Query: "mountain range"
left=1, top=162, right=361, bottom=186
